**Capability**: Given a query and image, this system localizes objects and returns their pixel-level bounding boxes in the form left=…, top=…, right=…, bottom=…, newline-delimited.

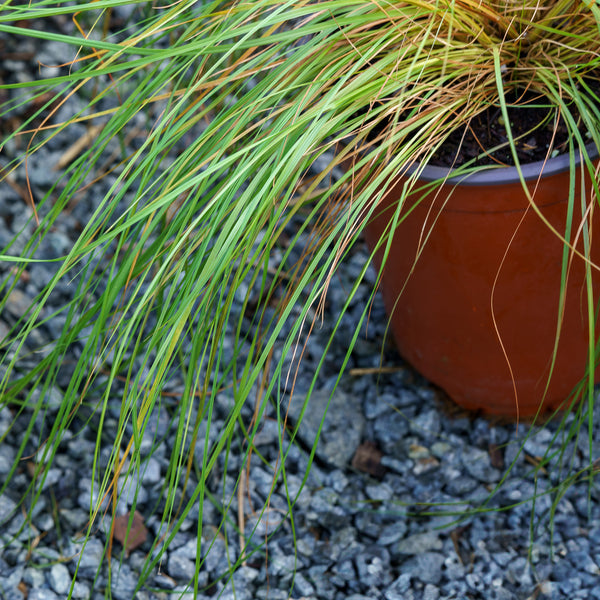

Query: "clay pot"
left=364, top=149, right=600, bottom=417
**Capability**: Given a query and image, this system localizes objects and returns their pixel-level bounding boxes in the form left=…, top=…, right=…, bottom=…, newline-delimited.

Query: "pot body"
left=365, top=159, right=600, bottom=417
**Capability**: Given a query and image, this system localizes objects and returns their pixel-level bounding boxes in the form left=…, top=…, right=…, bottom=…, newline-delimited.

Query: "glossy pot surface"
left=365, top=154, right=600, bottom=417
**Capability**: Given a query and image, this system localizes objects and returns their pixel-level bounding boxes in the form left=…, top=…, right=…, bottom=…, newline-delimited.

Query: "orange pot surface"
left=365, top=162, right=600, bottom=417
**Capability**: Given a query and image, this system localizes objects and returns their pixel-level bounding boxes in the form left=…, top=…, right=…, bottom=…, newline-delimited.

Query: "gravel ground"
left=2, top=11, right=600, bottom=600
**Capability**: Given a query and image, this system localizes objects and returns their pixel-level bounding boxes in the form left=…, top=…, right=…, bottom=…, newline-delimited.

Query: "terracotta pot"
left=364, top=150, right=600, bottom=417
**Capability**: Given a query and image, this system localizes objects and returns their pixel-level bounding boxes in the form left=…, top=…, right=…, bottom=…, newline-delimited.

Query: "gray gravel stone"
left=410, top=409, right=441, bottom=439
left=3, top=289, right=32, bottom=318
left=0, top=320, right=9, bottom=346
left=171, top=537, right=198, bottom=559
left=523, top=428, right=555, bottom=457
left=47, top=563, right=71, bottom=595
left=291, top=572, right=315, bottom=597
left=380, top=455, right=411, bottom=474
left=253, top=418, right=281, bottom=446
left=41, top=468, right=63, bottom=491
left=245, top=507, right=286, bottom=538
left=77, top=477, right=110, bottom=513
left=202, top=536, right=227, bottom=575
left=269, top=549, right=297, bottom=578
left=0, top=444, right=15, bottom=476
left=327, top=470, right=349, bottom=493
left=23, top=567, right=46, bottom=589
left=354, top=545, right=392, bottom=587
left=423, top=584, right=440, bottom=600
left=117, top=474, right=148, bottom=510
left=411, top=552, right=445, bottom=585
left=366, top=481, right=393, bottom=502
left=568, top=551, right=600, bottom=575
left=385, top=573, right=412, bottom=598
left=0, top=589, right=25, bottom=600
left=378, top=522, right=408, bottom=546
left=287, top=388, right=365, bottom=469
left=365, top=394, right=394, bottom=419
left=28, top=590, right=60, bottom=600
left=216, top=584, right=253, bottom=600
left=71, top=537, right=105, bottom=575
left=167, top=552, right=198, bottom=581
left=445, top=473, right=479, bottom=495
left=58, top=508, right=89, bottom=530
left=430, top=441, right=452, bottom=458
left=249, top=465, right=278, bottom=497
left=444, top=553, right=466, bottom=580
left=466, top=572, right=486, bottom=592
left=0, top=564, right=24, bottom=598
left=254, top=590, right=289, bottom=600
left=0, top=493, right=17, bottom=524
left=332, top=558, right=355, bottom=585
left=374, top=412, right=410, bottom=453
left=461, top=447, right=501, bottom=483
left=70, top=582, right=92, bottom=599
left=140, top=456, right=161, bottom=485
left=110, top=564, right=138, bottom=600
left=33, top=386, right=65, bottom=411
left=397, top=532, right=443, bottom=555
left=506, top=556, right=533, bottom=587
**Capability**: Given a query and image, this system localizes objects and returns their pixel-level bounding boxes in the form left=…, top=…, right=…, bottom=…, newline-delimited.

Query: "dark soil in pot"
left=428, top=83, right=600, bottom=168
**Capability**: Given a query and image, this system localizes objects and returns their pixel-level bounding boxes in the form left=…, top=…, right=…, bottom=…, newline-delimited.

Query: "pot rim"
left=413, top=142, right=599, bottom=186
